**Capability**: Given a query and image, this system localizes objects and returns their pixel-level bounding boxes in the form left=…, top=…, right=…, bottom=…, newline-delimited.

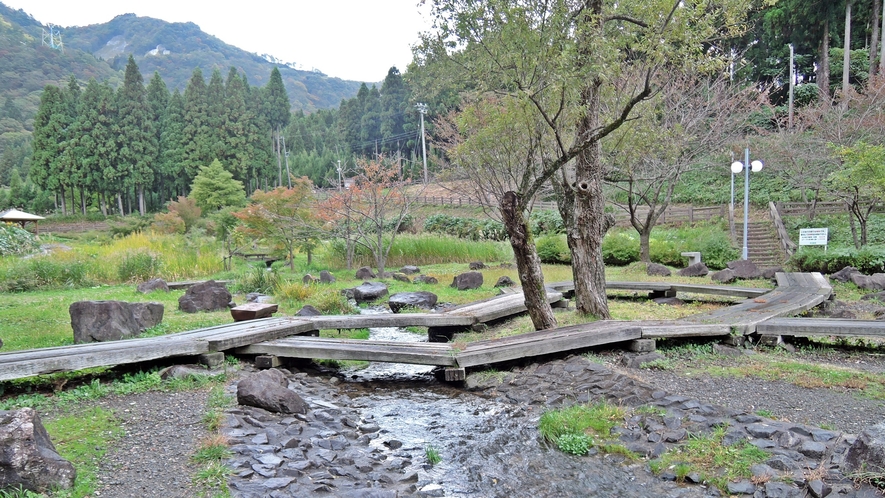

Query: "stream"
left=332, top=312, right=711, bottom=497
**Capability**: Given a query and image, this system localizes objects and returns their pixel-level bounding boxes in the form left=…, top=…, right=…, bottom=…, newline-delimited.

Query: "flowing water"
left=335, top=310, right=711, bottom=497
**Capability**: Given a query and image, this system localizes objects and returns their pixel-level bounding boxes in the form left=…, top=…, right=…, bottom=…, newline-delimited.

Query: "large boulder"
left=350, top=282, right=389, bottom=303
left=677, top=262, right=709, bottom=277
left=178, top=280, right=232, bottom=313
left=727, top=259, right=763, bottom=279
left=711, top=268, right=737, bottom=284
left=414, top=275, right=438, bottom=285
left=392, top=273, right=411, bottom=283
left=319, top=270, right=336, bottom=283
left=236, top=370, right=308, bottom=414
left=844, top=422, right=885, bottom=476
left=296, top=305, right=322, bottom=316
left=494, top=276, right=515, bottom=288
left=451, top=272, right=484, bottom=290
left=400, top=265, right=421, bottom=275
left=850, top=273, right=885, bottom=291
left=0, top=408, right=76, bottom=492
left=830, top=266, right=861, bottom=283
left=646, top=263, right=671, bottom=277
left=70, top=301, right=164, bottom=343
left=389, top=292, right=438, bottom=313
left=355, top=266, right=376, bottom=279
left=136, top=278, right=169, bottom=294
left=468, top=261, right=486, bottom=270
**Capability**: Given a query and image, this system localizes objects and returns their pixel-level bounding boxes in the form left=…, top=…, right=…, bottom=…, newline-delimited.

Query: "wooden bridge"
left=2, top=272, right=883, bottom=382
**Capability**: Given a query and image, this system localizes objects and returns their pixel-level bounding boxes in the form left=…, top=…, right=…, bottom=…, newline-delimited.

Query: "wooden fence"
left=775, top=201, right=885, bottom=217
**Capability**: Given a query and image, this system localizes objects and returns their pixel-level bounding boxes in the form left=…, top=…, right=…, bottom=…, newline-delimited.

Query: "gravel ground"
left=79, top=342, right=885, bottom=496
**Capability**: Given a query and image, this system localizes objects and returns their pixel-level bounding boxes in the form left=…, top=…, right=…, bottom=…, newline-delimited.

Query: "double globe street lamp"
left=731, top=148, right=763, bottom=261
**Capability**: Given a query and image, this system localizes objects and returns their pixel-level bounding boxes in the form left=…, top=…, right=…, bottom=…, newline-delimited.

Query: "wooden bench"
left=230, top=303, right=279, bottom=321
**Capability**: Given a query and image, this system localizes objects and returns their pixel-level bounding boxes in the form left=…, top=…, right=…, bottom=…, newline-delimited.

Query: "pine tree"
left=75, top=79, right=119, bottom=216
left=182, top=68, right=211, bottom=191
left=30, top=85, right=66, bottom=212
left=160, top=90, right=187, bottom=198
left=264, top=67, right=291, bottom=187
left=146, top=72, right=170, bottom=208
left=221, top=67, right=250, bottom=182
left=206, top=68, right=227, bottom=163
left=117, top=55, right=156, bottom=215
left=60, top=76, right=83, bottom=213
left=245, top=75, right=273, bottom=191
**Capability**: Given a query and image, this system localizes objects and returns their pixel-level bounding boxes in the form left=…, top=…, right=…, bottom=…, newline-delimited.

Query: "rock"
left=451, top=272, right=484, bottom=290
left=494, top=276, right=515, bottom=288
left=70, top=300, right=164, bottom=343
left=0, top=408, right=76, bottom=492
left=727, top=259, right=763, bottom=279
left=762, top=267, right=784, bottom=279
left=178, top=280, right=232, bottom=313
left=350, top=282, right=389, bottom=303
left=158, top=364, right=218, bottom=380
left=389, top=292, right=438, bottom=313
left=652, top=297, right=683, bottom=306
left=236, top=370, right=308, bottom=414
left=646, top=263, right=671, bottom=277
left=319, top=270, right=336, bottom=283
left=246, top=293, right=274, bottom=304
left=860, top=291, right=885, bottom=302
left=136, top=278, right=169, bottom=294
left=844, top=422, right=885, bottom=475
left=355, top=266, right=376, bottom=279
left=414, top=275, right=438, bottom=285
left=830, top=266, right=861, bottom=283
left=296, top=305, right=322, bottom=316
left=677, top=262, right=709, bottom=277
left=711, top=268, right=737, bottom=283
left=400, top=265, right=420, bottom=275
left=468, top=261, right=486, bottom=270
left=850, top=273, right=885, bottom=290
left=302, top=274, right=319, bottom=284
left=392, top=273, right=411, bottom=283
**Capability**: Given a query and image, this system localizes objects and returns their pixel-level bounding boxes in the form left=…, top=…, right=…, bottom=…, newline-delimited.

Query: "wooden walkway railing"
left=0, top=273, right=863, bottom=382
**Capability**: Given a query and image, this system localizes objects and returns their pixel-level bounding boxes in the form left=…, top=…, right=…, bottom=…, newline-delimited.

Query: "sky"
left=2, top=0, right=432, bottom=82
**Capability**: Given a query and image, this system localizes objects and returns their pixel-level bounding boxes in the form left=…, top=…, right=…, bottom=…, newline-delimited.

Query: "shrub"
left=790, top=245, right=885, bottom=274
left=602, top=231, right=639, bottom=266
left=232, top=265, right=280, bottom=294
left=697, top=234, right=740, bottom=270
left=311, top=288, right=355, bottom=315
left=117, top=252, right=162, bottom=282
left=648, top=237, right=682, bottom=267
left=536, top=235, right=571, bottom=264
left=0, top=224, right=38, bottom=256
left=530, top=210, right=565, bottom=235
left=422, top=214, right=507, bottom=241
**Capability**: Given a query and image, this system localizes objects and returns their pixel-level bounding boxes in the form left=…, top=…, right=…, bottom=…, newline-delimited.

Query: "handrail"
left=769, top=202, right=797, bottom=257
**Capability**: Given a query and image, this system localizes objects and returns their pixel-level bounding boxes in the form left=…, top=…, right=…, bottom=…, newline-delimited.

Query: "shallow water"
left=336, top=312, right=711, bottom=497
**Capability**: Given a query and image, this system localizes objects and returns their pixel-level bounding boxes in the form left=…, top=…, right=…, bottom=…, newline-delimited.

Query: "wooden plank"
left=668, top=284, right=769, bottom=298
left=230, top=303, right=279, bottom=321
left=306, top=313, right=474, bottom=329
left=237, top=337, right=458, bottom=366
left=0, top=340, right=209, bottom=381
left=456, top=324, right=640, bottom=368
left=205, top=320, right=317, bottom=351
left=758, top=318, right=885, bottom=337
left=639, top=323, right=732, bottom=338
left=451, top=291, right=562, bottom=323
left=607, top=282, right=673, bottom=292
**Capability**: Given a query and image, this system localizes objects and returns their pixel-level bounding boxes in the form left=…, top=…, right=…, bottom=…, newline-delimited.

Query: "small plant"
left=556, top=433, right=594, bottom=455
left=635, top=404, right=667, bottom=417
left=117, top=251, right=162, bottom=282
left=425, top=445, right=442, bottom=465
left=755, top=409, right=773, bottom=418
left=193, top=461, right=233, bottom=490
left=192, top=434, right=233, bottom=463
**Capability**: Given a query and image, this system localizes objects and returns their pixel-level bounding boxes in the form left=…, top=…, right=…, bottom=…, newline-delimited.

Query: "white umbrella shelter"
left=0, top=208, right=45, bottom=232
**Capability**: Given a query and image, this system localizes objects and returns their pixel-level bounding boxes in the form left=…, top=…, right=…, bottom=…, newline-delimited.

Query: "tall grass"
left=321, top=235, right=513, bottom=268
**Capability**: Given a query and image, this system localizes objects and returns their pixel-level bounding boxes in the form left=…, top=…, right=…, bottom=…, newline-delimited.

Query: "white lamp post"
left=730, top=148, right=763, bottom=260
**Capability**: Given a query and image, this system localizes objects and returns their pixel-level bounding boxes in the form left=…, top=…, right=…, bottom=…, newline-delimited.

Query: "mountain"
left=61, top=13, right=363, bottom=112
left=0, top=3, right=364, bottom=128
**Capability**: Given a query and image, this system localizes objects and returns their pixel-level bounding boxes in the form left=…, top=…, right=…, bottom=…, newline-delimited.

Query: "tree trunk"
left=501, top=191, right=557, bottom=331
left=59, top=187, right=66, bottom=215
left=818, top=19, right=831, bottom=101
left=138, top=185, right=146, bottom=216
left=871, top=0, right=881, bottom=76
left=842, top=1, right=852, bottom=96
left=639, top=229, right=651, bottom=264
left=567, top=74, right=611, bottom=319
left=80, top=187, right=87, bottom=215
left=117, top=194, right=124, bottom=216
left=847, top=201, right=860, bottom=249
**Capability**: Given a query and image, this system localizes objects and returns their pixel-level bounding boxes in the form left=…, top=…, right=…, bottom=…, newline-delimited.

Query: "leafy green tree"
left=418, top=0, right=749, bottom=319
left=117, top=55, right=157, bottom=215
left=189, top=159, right=247, bottom=212
left=830, top=141, right=885, bottom=247
left=234, top=178, right=321, bottom=269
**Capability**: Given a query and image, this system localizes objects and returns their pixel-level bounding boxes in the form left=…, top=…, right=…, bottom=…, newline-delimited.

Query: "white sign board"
left=799, top=228, right=828, bottom=246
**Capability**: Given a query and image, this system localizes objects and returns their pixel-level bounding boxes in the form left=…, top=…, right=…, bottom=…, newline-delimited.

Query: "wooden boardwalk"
left=0, top=272, right=840, bottom=381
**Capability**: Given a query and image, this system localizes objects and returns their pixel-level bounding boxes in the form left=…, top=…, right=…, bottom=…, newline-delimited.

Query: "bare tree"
left=604, top=75, right=762, bottom=262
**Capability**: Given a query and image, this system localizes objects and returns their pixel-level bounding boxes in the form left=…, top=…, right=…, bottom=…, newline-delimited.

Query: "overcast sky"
left=2, top=0, right=431, bottom=82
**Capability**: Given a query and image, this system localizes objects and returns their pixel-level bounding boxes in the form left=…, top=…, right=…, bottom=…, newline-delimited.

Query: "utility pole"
left=337, top=160, right=342, bottom=190
left=282, top=135, right=291, bottom=188
left=788, top=44, right=795, bottom=130
left=416, top=103, right=428, bottom=184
